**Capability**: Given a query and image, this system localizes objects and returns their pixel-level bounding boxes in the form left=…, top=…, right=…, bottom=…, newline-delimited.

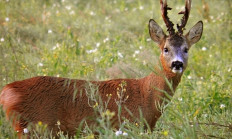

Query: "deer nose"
left=171, top=61, right=183, bottom=70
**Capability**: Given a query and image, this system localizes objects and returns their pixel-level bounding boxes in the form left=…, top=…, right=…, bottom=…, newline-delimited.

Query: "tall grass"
left=0, top=0, right=231, bottom=138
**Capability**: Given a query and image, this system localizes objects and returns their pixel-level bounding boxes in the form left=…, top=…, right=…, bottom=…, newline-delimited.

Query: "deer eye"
left=184, top=48, right=188, bottom=53
left=164, top=48, right=169, bottom=53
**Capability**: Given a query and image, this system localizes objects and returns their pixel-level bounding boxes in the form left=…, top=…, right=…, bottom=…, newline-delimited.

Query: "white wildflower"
left=96, top=42, right=100, bottom=47
left=115, top=130, right=123, bottom=136
left=103, top=37, right=109, bottom=43
left=202, top=47, right=207, bottom=51
left=56, top=74, right=60, bottom=77
left=38, top=63, right=44, bottom=67
left=139, top=6, right=144, bottom=10
left=52, top=43, right=60, bottom=50
left=5, top=17, right=9, bottom=22
left=220, top=104, right=225, bottom=109
left=146, top=38, right=151, bottom=42
left=118, top=52, right=123, bottom=58
left=105, top=16, right=110, bottom=21
left=48, top=29, right=52, bottom=34
left=134, top=50, right=140, bottom=54
left=203, top=114, right=207, bottom=118
left=200, top=77, right=204, bottom=80
left=86, top=48, right=97, bottom=54
left=228, top=68, right=231, bottom=72
left=178, top=98, right=183, bottom=101
left=52, top=46, right=57, bottom=50
left=187, top=76, right=192, bottom=79
left=123, top=132, right=128, bottom=136
left=53, top=4, right=57, bottom=7
left=0, top=38, right=4, bottom=42
left=65, top=6, right=71, bottom=10
left=210, top=16, right=214, bottom=19
left=56, top=43, right=60, bottom=48
left=90, top=11, right=96, bottom=16
left=139, top=46, right=143, bottom=49
left=23, top=128, right=29, bottom=134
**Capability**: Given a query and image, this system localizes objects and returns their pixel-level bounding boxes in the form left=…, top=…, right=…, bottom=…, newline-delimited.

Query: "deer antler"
left=177, top=0, right=192, bottom=34
left=160, top=0, right=175, bottom=35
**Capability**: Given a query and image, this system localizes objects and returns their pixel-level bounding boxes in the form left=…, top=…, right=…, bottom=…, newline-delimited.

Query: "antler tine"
left=177, top=0, right=192, bottom=34
left=160, top=0, right=175, bottom=35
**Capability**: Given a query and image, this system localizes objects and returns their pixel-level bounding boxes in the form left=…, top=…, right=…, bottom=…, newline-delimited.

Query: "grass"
left=0, top=0, right=231, bottom=138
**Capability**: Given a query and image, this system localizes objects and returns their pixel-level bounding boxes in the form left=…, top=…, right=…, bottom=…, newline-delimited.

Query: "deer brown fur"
left=0, top=70, right=178, bottom=137
left=0, top=0, right=203, bottom=138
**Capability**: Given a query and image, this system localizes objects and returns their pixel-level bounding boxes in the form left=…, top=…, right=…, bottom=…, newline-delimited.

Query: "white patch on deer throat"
left=172, top=68, right=183, bottom=74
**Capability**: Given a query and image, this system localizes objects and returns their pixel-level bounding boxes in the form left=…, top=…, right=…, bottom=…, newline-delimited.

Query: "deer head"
left=149, top=0, right=203, bottom=75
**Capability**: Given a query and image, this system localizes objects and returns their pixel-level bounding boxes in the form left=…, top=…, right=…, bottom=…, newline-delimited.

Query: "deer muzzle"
left=171, top=61, right=183, bottom=74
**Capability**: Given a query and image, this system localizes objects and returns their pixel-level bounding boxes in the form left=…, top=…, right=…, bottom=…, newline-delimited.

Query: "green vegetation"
left=0, top=0, right=231, bottom=138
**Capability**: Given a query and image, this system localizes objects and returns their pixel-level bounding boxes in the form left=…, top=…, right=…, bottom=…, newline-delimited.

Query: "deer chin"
left=171, top=68, right=183, bottom=74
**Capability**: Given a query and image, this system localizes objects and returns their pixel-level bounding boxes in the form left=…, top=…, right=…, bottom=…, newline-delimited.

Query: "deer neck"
left=141, top=64, right=183, bottom=99
left=139, top=67, right=182, bottom=127
left=147, top=71, right=182, bottom=94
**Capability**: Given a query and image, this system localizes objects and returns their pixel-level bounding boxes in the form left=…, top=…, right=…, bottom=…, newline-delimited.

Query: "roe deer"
left=0, top=0, right=203, bottom=138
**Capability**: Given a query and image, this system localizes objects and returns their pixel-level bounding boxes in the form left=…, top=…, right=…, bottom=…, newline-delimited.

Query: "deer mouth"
left=171, top=67, right=183, bottom=74
left=171, top=61, right=183, bottom=74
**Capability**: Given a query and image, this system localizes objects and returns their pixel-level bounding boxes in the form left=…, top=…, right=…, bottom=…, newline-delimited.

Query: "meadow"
left=0, top=0, right=231, bottom=138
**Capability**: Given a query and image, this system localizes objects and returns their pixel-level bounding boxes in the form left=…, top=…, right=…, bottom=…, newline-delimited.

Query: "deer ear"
left=186, top=21, right=203, bottom=46
left=149, top=19, right=166, bottom=45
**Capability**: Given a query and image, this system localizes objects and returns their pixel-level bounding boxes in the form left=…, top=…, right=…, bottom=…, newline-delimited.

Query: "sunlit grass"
left=0, top=0, right=231, bottom=138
